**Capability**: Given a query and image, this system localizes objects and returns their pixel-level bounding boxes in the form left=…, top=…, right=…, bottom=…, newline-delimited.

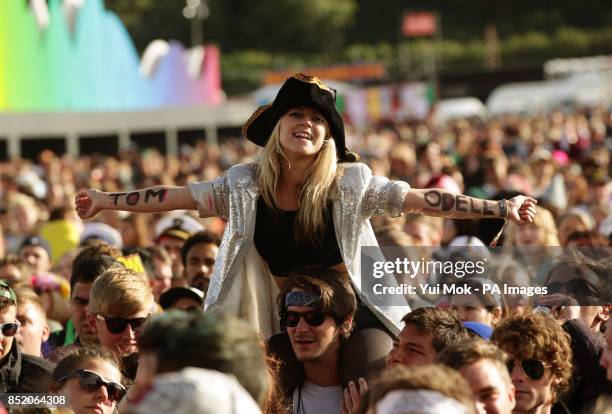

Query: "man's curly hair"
left=491, top=312, right=573, bottom=400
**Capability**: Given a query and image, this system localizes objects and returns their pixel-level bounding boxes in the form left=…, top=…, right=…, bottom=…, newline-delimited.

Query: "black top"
left=0, top=342, right=55, bottom=393
left=254, top=197, right=343, bottom=277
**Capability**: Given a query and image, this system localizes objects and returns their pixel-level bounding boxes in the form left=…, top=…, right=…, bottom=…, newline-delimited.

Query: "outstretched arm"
left=402, top=188, right=537, bottom=225
left=75, top=186, right=196, bottom=219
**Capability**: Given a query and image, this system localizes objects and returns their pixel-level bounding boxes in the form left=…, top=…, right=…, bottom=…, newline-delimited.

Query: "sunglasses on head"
left=507, top=359, right=548, bottom=381
left=96, top=314, right=148, bottom=335
left=0, top=322, right=19, bottom=337
left=284, top=310, right=327, bottom=328
left=58, top=369, right=126, bottom=403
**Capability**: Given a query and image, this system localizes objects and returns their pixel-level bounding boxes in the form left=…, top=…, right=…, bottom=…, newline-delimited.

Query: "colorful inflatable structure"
left=0, top=0, right=222, bottom=112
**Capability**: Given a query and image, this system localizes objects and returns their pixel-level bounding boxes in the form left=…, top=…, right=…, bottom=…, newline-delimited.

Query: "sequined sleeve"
left=188, top=174, right=230, bottom=219
left=362, top=174, right=410, bottom=218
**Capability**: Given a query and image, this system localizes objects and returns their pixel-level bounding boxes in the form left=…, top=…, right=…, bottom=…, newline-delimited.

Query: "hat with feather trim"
left=243, top=73, right=359, bottom=162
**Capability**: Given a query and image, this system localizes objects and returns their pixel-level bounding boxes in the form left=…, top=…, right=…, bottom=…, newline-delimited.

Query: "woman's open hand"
left=507, top=195, right=537, bottom=225
left=75, top=189, right=103, bottom=219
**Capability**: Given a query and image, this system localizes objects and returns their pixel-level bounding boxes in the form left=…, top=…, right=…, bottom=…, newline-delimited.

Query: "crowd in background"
left=0, top=104, right=609, bottom=413
left=2, top=106, right=611, bottom=252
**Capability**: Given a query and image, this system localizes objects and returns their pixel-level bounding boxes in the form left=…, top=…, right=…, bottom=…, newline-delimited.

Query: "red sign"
left=264, top=63, right=385, bottom=85
left=402, top=12, right=437, bottom=37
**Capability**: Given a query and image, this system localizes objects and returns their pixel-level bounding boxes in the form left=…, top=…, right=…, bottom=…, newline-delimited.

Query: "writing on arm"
left=109, top=189, right=168, bottom=207
left=417, top=190, right=504, bottom=218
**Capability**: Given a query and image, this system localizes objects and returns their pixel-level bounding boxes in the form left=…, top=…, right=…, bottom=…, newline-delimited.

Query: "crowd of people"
left=0, top=73, right=609, bottom=414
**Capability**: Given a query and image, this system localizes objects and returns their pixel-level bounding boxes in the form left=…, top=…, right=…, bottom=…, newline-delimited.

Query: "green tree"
left=106, top=0, right=357, bottom=54
left=207, top=0, right=356, bottom=53
left=105, top=0, right=191, bottom=52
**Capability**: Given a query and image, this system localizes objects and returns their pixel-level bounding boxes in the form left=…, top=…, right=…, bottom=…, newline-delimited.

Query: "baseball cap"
left=0, top=280, right=17, bottom=304
left=19, top=236, right=52, bottom=258
left=159, top=287, right=205, bottom=310
left=462, top=321, right=493, bottom=340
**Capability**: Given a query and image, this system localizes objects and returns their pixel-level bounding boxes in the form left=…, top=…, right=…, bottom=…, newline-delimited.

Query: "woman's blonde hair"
left=257, top=120, right=337, bottom=244
left=504, top=205, right=560, bottom=247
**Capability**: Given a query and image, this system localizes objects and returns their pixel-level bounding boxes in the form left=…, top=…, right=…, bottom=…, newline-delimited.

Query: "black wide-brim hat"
left=243, top=73, right=359, bottom=162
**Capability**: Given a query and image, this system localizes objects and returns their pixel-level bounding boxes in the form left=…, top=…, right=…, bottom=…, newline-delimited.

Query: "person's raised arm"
left=75, top=186, right=196, bottom=220
left=402, top=188, right=537, bottom=225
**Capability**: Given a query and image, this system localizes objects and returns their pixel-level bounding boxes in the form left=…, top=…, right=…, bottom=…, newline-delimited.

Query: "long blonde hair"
left=257, top=121, right=338, bottom=244
left=504, top=205, right=561, bottom=247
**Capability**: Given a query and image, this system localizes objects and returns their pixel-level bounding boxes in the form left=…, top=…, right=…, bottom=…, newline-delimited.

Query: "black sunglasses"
left=507, top=359, right=548, bottom=381
left=59, top=369, right=126, bottom=403
left=96, top=314, right=148, bottom=334
left=0, top=322, right=19, bottom=337
left=285, top=310, right=327, bottom=328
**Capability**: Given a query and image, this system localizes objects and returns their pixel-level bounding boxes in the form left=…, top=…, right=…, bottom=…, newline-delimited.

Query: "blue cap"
left=462, top=321, right=493, bottom=340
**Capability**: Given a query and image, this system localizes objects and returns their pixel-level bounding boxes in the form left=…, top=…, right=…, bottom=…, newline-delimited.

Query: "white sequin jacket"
left=188, top=162, right=411, bottom=338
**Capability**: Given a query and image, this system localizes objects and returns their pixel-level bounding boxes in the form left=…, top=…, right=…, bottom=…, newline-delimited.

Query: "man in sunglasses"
left=0, top=280, right=55, bottom=392
left=437, top=338, right=516, bottom=414
left=88, top=267, right=153, bottom=359
left=491, top=313, right=572, bottom=414
left=275, top=266, right=357, bottom=414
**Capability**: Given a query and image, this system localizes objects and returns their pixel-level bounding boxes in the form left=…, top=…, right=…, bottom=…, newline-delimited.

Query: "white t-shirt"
left=292, top=380, right=343, bottom=414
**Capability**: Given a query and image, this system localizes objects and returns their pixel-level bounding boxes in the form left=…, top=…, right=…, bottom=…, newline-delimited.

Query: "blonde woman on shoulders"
left=75, top=74, right=537, bottom=339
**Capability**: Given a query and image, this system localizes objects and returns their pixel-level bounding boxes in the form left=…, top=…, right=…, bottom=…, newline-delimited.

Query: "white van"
left=487, top=71, right=612, bottom=115
left=432, top=97, right=487, bottom=124
left=486, top=80, right=564, bottom=116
